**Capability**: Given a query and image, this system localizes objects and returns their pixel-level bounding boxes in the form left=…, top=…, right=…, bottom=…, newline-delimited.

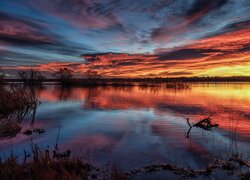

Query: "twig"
left=55, top=125, right=61, bottom=151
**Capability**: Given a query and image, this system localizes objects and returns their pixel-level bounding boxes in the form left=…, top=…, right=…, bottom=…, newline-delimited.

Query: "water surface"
left=1, top=83, right=250, bottom=171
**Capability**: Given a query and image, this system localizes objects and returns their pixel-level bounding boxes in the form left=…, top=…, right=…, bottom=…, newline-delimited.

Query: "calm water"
left=1, top=83, right=250, bottom=171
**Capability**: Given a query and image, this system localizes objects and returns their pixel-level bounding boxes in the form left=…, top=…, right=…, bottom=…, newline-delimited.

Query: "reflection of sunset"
left=36, top=84, right=250, bottom=139
left=67, top=135, right=118, bottom=151
left=151, top=120, right=209, bottom=156
left=36, top=86, right=89, bottom=102
left=2, top=84, right=250, bottom=172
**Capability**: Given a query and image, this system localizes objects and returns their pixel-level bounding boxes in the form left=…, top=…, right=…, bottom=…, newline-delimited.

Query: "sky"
left=0, top=0, right=250, bottom=78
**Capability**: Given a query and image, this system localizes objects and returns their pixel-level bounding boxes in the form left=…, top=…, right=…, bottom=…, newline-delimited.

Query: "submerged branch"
left=186, top=113, right=219, bottom=138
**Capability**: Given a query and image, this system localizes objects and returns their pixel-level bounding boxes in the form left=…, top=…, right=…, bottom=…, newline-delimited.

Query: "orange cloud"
left=189, top=27, right=250, bottom=51
left=3, top=26, right=250, bottom=77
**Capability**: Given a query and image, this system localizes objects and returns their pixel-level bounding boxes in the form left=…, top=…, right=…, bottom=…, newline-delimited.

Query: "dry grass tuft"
left=0, top=85, right=39, bottom=138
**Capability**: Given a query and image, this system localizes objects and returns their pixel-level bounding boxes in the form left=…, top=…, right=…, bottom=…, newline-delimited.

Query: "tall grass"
left=0, top=148, right=90, bottom=180
left=0, top=142, right=128, bottom=180
left=0, top=85, right=39, bottom=138
left=0, top=85, right=94, bottom=179
left=165, top=82, right=190, bottom=89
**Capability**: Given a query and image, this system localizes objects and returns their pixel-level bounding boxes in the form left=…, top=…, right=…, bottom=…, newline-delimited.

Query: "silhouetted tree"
left=0, top=68, right=5, bottom=84
left=18, top=69, right=45, bottom=85
left=85, top=70, right=101, bottom=80
left=53, top=68, right=74, bottom=85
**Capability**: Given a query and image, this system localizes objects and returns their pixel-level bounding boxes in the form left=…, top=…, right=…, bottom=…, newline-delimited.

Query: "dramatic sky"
left=0, top=0, right=250, bottom=77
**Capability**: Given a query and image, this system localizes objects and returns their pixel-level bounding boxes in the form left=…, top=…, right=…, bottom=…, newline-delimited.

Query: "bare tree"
left=85, top=70, right=101, bottom=80
left=53, top=68, right=74, bottom=85
left=0, top=68, right=5, bottom=84
left=18, top=69, right=45, bottom=84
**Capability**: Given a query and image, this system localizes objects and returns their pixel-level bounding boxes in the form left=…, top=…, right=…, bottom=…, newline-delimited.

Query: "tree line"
left=1, top=67, right=250, bottom=86
left=0, top=67, right=101, bottom=86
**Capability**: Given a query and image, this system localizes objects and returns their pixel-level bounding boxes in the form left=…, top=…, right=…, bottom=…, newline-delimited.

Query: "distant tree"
left=53, top=68, right=74, bottom=85
left=85, top=70, right=101, bottom=80
left=18, top=69, right=45, bottom=85
left=0, top=68, right=5, bottom=83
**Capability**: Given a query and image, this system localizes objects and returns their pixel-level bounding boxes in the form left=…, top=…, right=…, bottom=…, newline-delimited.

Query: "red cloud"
left=3, top=25, right=250, bottom=78
left=0, top=19, right=52, bottom=44
left=188, top=27, right=250, bottom=51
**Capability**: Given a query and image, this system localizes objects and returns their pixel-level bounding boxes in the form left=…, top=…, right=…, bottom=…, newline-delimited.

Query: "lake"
left=1, top=83, right=250, bottom=174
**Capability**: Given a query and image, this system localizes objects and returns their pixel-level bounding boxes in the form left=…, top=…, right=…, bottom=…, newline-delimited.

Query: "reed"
left=0, top=150, right=90, bottom=180
left=165, top=82, right=190, bottom=89
left=0, top=85, right=39, bottom=138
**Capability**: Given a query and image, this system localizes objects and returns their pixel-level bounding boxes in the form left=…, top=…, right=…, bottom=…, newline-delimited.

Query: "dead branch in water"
left=187, top=118, right=192, bottom=128
left=192, top=113, right=219, bottom=130
left=186, top=114, right=219, bottom=138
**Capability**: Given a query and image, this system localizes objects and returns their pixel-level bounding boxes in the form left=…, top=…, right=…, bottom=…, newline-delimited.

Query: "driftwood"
left=186, top=114, right=219, bottom=138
